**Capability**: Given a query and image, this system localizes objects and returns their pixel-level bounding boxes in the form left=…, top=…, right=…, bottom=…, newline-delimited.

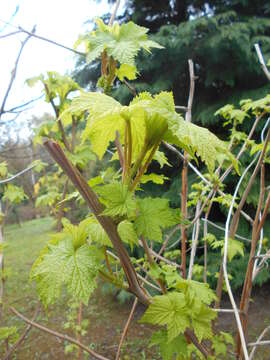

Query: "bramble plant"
left=2, top=5, right=270, bottom=360
left=29, top=17, right=239, bottom=360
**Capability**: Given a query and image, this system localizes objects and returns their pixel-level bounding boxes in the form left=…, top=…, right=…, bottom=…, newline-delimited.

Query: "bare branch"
left=0, top=29, right=34, bottom=117
left=115, top=298, right=138, bottom=360
left=4, top=304, right=40, bottom=360
left=3, top=94, right=44, bottom=114
left=0, top=164, right=36, bottom=184
left=9, top=307, right=110, bottom=360
left=0, top=30, right=21, bottom=39
left=249, top=326, right=270, bottom=359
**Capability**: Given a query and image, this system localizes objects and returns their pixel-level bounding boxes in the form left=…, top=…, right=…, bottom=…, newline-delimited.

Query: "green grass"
left=4, top=217, right=55, bottom=306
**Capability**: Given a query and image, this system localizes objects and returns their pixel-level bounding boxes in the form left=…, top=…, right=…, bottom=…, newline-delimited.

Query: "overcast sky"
left=0, top=0, right=116, bottom=134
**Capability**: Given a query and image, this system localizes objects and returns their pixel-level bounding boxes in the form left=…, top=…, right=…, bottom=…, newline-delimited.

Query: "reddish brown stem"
left=115, top=298, right=138, bottom=360
left=44, top=140, right=149, bottom=305
left=236, top=165, right=266, bottom=359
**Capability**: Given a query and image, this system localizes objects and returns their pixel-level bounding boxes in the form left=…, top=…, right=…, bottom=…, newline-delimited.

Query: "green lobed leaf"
left=117, top=220, right=139, bottom=249
left=135, top=197, right=179, bottom=242
left=83, top=18, right=163, bottom=67
left=149, top=330, right=188, bottom=360
left=175, top=278, right=217, bottom=305
left=115, top=63, right=137, bottom=81
left=140, top=173, right=168, bottom=185
left=141, top=292, right=190, bottom=341
left=86, top=216, right=112, bottom=247
left=96, top=182, right=136, bottom=218
left=32, top=239, right=103, bottom=305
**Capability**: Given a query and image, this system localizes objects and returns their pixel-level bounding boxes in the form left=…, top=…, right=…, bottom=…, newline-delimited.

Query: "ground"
left=1, top=217, right=270, bottom=359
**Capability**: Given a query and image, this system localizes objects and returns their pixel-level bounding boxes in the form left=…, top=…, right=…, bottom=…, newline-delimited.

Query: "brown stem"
left=10, top=306, right=109, bottom=360
left=236, top=165, right=266, bottom=359
left=115, top=298, right=138, bottom=360
left=141, top=236, right=167, bottom=294
left=230, top=128, right=270, bottom=240
left=4, top=304, right=40, bottom=360
left=216, top=129, right=270, bottom=309
left=44, top=140, right=149, bottom=305
left=44, top=84, right=71, bottom=153
left=130, top=141, right=160, bottom=191
left=104, top=247, right=113, bottom=274
left=115, top=131, right=124, bottom=168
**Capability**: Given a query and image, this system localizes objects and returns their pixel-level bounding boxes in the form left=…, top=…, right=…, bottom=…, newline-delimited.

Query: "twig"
left=249, top=326, right=270, bottom=359
left=0, top=29, right=34, bottom=117
left=230, top=127, right=270, bottom=242
left=202, top=218, right=251, bottom=243
left=0, top=18, right=84, bottom=56
left=2, top=94, right=44, bottom=114
left=163, top=142, right=253, bottom=224
left=115, top=298, right=138, bottom=360
left=0, top=164, right=36, bottom=184
left=9, top=307, right=109, bottom=360
left=188, top=200, right=201, bottom=279
left=181, top=59, right=196, bottom=278
left=222, top=150, right=261, bottom=360
left=4, top=303, right=40, bottom=360
left=0, top=30, right=21, bottom=39
left=18, top=25, right=84, bottom=56
left=254, top=43, right=270, bottom=81
left=43, top=84, right=72, bottom=152
left=108, top=0, right=121, bottom=26
left=115, top=131, right=124, bottom=168
left=175, top=105, right=188, bottom=112
left=248, top=340, right=270, bottom=346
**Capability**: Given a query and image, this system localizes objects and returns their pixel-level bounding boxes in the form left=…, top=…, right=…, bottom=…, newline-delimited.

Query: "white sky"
left=0, top=0, right=119, bottom=140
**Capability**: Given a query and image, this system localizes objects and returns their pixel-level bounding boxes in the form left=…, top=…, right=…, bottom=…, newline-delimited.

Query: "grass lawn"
left=1, top=217, right=159, bottom=360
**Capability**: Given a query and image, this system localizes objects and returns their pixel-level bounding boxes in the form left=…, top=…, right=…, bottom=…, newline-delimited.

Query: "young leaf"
left=2, top=184, right=27, bottom=204
left=96, top=182, right=136, bottom=218
left=32, top=239, right=102, bottom=305
left=117, top=220, right=139, bottom=249
left=86, top=216, right=112, bottom=247
left=82, top=19, right=163, bottom=66
left=115, top=63, right=137, bottom=81
left=140, top=173, right=168, bottom=185
left=175, top=278, right=217, bottom=305
left=149, top=330, right=188, bottom=360
left=222, top=238, right=244, bottom=262
left=190, top=303, right=216, bottom=341
left=0, top=161, right=8, bottom=178
left=140, top=292, right=190, bottom=341
left=135, top=197, right=179, bottom=242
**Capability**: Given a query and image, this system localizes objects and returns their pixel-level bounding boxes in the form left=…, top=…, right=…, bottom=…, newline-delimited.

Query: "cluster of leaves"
left=28, top=15, right=244, bottom=360
left=75, top=18, right=162, bottom=92
left=141, top=272, right=233, bottom=359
